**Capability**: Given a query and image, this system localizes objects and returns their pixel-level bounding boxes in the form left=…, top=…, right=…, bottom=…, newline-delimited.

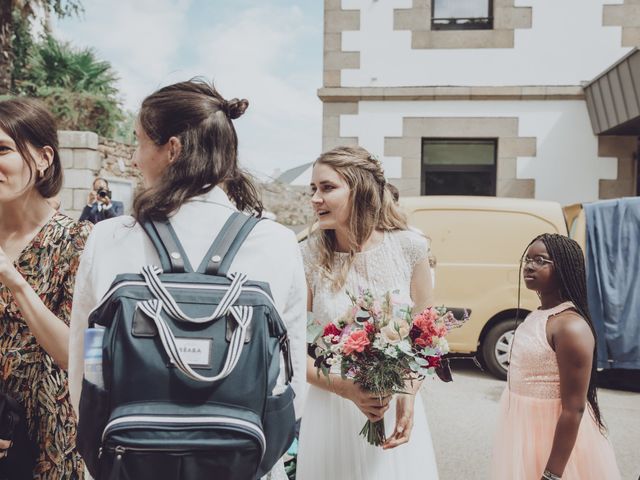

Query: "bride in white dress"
left=297, top=146, right=439, bottom=480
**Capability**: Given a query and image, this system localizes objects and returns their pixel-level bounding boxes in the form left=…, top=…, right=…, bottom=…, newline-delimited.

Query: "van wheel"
left=481, top=321, right=516, bottom=381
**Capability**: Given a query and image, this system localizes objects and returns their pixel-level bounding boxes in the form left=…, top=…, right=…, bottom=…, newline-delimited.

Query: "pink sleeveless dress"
left=490, top=301, right=621, bottom=480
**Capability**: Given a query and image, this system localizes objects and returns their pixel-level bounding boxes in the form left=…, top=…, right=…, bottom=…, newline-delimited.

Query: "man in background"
left=79, top=177, right=124, bottom=224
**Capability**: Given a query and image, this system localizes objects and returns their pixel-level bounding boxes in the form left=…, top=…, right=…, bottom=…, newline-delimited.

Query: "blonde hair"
left=309, top=146, right=408, bottom=289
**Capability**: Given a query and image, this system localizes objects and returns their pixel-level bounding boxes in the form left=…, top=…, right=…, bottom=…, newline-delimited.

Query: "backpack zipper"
left=101, top=414, right=266, bottom=456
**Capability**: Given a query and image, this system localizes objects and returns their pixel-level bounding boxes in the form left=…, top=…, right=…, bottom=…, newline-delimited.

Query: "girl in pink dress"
left=491, top=233, right=620, bottom=480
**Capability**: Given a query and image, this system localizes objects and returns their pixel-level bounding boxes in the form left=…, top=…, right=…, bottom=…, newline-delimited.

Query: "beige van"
left=298, top=196, right=568, bottom=379
left=399, top=196, right=568, bottom=379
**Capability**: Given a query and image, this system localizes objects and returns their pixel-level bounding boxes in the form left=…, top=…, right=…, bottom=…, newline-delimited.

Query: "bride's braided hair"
left=309, top=146, right=408, bottom=290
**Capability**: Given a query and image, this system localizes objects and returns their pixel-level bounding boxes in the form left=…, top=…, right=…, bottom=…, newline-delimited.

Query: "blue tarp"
left=585, top=197, right=640, bottom=369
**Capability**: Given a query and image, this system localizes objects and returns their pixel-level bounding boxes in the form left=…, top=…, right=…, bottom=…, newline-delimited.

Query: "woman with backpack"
left=0, top=98, right=91, bottom=479
left=69, top=79, right=306, bottom=480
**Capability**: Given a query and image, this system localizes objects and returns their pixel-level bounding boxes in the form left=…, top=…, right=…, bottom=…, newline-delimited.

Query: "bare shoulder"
left=550, top=310, right=595, bottom=352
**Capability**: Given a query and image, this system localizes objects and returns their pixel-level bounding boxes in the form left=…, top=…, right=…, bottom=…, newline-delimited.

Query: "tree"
left=0, top=0, right=82, bottom=94
left=16, top=35, right=123, bottom=136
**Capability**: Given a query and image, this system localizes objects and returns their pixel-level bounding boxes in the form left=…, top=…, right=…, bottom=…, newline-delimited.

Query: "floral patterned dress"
left=0, top=212, right=91, bottom=479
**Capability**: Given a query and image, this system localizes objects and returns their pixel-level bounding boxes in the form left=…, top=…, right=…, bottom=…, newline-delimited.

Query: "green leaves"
left=14, top=35, right=124, bottom=137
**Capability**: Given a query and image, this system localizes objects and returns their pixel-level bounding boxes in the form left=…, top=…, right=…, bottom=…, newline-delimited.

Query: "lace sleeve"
left=397, top=229, right=429, bottom=270
left=299, top=240, right=318, bottom=291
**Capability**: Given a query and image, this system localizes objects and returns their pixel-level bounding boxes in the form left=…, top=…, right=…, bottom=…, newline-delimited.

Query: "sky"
left=54, top=0, right=324, bottom=179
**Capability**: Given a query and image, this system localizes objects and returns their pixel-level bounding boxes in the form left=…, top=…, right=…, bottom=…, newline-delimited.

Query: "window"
left=431, top=0, right=493, bottom=30
left=421, top=139, right=497, bottom=196
left=104, top=178, right=135, bottom=214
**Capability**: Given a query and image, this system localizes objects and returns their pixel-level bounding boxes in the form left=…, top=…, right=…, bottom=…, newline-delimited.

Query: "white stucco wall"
left=341, top=0, right=629, bottom=87
left=339, top=100, right=618, bottom=205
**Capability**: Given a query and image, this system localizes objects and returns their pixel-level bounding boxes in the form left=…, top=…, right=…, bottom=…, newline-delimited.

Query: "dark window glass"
left=431, top=0, right=493, bottom=30
left=422, top=139, right=497, bottom=196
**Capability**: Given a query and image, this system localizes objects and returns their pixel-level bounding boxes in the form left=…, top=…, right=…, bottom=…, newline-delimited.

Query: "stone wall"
left=59, top=130, right=313, bottom=228
left=97, top=137, right=140, bottom=184
left=259, top=182, right=314, bottom=232
left=58, top=131, right=103, bottom=219
left=58, top=131, right=139, bottom=219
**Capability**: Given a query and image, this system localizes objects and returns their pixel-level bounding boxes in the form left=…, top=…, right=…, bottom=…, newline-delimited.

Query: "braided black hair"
left=522, top=233, right=605, bottom=431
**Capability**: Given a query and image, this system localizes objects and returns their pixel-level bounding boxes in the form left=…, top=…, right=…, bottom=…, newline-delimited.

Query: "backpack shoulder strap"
left=196, top=212, right=261, bottom=276
left=141, top=220, right=193, bottom=273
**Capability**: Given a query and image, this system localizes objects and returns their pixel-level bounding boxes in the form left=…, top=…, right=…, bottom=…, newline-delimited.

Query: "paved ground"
left=420, top=360, right=640, bottom=480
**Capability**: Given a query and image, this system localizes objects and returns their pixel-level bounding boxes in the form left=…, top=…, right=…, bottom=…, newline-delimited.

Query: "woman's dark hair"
left=0, top=98, right=63, bottom=198
left=518, top=233, right=605, bottom=431
left=133, top=78, right=263, bottom=221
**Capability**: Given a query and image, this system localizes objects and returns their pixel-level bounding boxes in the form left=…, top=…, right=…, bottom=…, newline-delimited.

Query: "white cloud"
left=56, top=0, right=192, bottom=109
left=55, top=1, right=323, bottom=177
left=165, top=5, right=323, bottom=177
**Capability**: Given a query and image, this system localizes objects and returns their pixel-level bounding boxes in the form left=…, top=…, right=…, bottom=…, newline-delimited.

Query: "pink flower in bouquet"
left=412, top=310, right=447, bottom=339
left=343, top=330, right=370, bottom=355
left=420, top=307, right=439, bottom=323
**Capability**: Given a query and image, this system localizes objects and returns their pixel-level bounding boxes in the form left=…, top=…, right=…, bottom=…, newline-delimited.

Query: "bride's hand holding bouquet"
left=308, top=288, right=468, bottom=447
left=330, top=377, right=392, bottom=423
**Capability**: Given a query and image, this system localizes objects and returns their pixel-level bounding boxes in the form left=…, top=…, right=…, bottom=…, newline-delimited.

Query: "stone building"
left=319, top=0, right=640, bottom=204
left=58, top=131, right=138, bottom=219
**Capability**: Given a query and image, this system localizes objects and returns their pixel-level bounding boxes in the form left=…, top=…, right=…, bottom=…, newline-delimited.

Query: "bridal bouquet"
left=308, top=288, right=467, bottom=446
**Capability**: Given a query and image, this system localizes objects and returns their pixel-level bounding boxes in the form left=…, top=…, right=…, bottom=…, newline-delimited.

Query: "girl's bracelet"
left=542, top=469, right=561, bottom=480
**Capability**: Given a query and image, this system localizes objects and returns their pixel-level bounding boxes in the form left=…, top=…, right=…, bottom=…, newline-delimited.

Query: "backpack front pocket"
left=99, top=403, right=265, bottom=480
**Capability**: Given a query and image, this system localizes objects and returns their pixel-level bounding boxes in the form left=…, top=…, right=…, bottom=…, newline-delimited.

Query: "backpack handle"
left=138, top=298, right=252, bottom=383
left=141, top=266, right=247, bottom=324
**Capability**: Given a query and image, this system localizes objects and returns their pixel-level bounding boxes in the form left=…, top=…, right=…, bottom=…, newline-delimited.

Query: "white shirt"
left=69, top=187, right=307, bottom=418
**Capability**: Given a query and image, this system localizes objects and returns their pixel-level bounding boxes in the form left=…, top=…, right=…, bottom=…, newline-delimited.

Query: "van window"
left=411, top=208, right=562, bottom=264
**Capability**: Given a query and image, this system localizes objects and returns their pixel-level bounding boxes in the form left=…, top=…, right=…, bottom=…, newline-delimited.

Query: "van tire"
left=481, top=320, right=517, bottom=381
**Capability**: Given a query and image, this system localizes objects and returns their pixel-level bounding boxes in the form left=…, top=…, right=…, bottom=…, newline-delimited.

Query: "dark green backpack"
left=77, top=213, right=295, bottom=480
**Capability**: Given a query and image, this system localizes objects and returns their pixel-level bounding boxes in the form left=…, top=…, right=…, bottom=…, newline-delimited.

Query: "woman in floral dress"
left=0, top=98, right=91, bottom=479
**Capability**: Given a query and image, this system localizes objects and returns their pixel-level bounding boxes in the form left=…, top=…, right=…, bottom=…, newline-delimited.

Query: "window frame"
left=421, top=138, right=498, bottom=196
left=431, top=0, right=494, bottom=31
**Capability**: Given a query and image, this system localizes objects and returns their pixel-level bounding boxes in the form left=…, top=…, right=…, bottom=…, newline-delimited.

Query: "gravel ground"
left=421, top=360, right=640, bottom=480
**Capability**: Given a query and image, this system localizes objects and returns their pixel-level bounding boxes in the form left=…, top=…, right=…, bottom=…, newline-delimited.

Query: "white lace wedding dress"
left=297, top=230, right=439, bottom=480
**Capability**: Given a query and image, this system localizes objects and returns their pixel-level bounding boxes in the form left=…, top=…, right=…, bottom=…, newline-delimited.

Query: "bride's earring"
left=536, top=290, right=542, bottom=299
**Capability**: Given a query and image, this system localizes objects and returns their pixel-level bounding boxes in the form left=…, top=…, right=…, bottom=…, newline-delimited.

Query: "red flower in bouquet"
left=343, top=330, right=371, bottom=355
left=364, top=322, right=376, bottom=335
left=426, top=356, right=441, bottom=368
left=323, top=323, right=342, bottom=338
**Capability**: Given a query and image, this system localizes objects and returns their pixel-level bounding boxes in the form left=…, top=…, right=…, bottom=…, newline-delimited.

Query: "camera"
left=97, top=189, right=112, bottom=199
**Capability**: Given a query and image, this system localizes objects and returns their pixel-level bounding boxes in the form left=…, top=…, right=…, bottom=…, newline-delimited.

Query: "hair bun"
left=225, top=98, right=249, bottom=120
